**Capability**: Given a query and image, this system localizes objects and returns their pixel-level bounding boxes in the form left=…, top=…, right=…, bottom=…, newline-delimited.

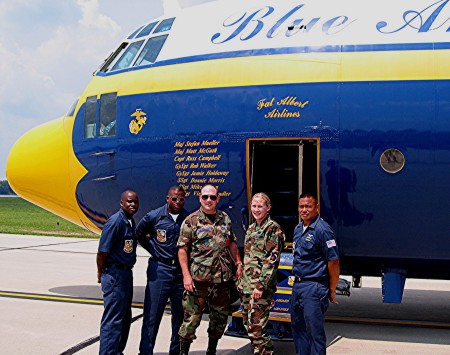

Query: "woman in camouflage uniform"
left=238, top=193, right=285, bottom=355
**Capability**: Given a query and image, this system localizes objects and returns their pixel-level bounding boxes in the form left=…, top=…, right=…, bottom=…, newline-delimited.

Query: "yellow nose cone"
left=6, top=116, right=87, bottom=227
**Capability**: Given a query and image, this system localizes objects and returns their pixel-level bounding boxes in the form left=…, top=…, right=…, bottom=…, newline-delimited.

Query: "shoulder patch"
left=326, top=239, right=336, bottom=248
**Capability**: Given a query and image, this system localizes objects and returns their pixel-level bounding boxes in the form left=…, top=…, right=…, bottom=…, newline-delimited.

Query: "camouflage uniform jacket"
left=177, top=208, right=236, bottom=283
left=238, top=216, right=285, bottom=295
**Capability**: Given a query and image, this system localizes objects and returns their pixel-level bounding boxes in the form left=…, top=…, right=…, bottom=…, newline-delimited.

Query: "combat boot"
left=179, top=340, right=191, bottom=355
left=206, top=338, right=218, bottom=355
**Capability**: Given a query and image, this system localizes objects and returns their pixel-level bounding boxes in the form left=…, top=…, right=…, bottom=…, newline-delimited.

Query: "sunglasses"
left=201, top=195, right=217, bottom=201
left=169, top=196, right=185, bottom=202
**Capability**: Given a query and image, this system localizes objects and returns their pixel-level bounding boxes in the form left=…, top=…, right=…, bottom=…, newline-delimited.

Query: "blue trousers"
left=100, top=266, right=133, bottom=355
left=291, top=281, right=329, bottom=355
left=139, top=260, right=184, bottom=355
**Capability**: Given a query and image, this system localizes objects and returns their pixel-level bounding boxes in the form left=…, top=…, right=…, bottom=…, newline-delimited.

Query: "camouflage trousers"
left=241, top=292, right=274, bottom=355
left=178, top=281, right=230, bottom=341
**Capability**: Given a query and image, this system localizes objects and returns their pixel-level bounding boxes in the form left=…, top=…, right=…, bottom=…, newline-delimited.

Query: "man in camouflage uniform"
left=238, top=193, right=285, bottom=355
left=177, top=184, right=243, bottom=354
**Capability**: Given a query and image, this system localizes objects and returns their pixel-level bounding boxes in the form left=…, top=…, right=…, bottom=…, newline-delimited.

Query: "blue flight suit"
left=137, top=204, right=189, bottom=355
left=98, top=209, right=137, bottom=355
left=291, top=216, right=339, bottom=355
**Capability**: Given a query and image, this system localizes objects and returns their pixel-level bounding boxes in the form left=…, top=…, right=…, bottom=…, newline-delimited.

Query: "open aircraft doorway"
left=247, top=138, right=319, bottom=243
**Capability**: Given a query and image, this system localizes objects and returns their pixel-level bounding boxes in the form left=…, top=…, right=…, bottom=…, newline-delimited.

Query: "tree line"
left=0, top=180, right=15, bottom=195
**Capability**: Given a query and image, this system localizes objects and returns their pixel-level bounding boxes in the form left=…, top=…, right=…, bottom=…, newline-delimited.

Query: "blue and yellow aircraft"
left=6, top=0, right=450, bottom=337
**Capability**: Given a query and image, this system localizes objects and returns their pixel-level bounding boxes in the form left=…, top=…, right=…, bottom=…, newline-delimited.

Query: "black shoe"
left=180, top=340, right=191, bottom=355
left=206, top=338, right=218, bottom=355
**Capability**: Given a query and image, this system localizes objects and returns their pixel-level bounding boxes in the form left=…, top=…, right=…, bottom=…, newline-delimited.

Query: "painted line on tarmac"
left=232, top=310, right=450, bottom=329
left=0, top=290, right=144, bottom=308
left=326, top=315, right=450, bottom=329
left=0, top=239, right=96, bottom=253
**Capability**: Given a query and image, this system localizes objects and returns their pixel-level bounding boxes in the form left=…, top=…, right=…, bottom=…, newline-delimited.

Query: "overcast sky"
left=0, top=0, right=213, bottom=180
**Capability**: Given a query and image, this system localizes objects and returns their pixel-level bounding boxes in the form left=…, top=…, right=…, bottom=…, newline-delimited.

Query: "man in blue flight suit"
left=137, top=185, right=190, bottom=355
left=291, top=193, right=340, bottom=355
left=97, top=189, right=139, bottom=355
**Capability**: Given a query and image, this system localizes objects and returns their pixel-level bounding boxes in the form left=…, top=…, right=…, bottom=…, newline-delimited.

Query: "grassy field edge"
left=0, top=197, right=98, bottom=238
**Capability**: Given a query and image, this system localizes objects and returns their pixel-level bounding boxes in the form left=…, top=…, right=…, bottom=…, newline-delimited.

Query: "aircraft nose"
left=6, top=116, right=85, bottom=225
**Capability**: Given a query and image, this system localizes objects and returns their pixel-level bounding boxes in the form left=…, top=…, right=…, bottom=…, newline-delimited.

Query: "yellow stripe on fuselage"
left=85, top=49, right=450, bottom=99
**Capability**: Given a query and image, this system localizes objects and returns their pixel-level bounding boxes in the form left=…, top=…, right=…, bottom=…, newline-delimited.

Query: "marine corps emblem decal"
left=129, top=108, right=147, bottom=135
left=156, top=229, right=167, bottom=243
left=123, top=239, right=134, bottom=253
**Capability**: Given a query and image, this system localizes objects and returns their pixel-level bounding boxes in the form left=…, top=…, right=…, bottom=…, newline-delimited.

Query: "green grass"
left=0, top=197, right=98, bottom=238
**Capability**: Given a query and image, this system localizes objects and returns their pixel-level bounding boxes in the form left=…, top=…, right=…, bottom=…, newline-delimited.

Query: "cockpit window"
left=97, top=18, right=176, bottom=74
left=99, top=42, right=128, bottom=73
left=127, top=25, right=144, bottom=39
left=136, top=22, right=158, bottom=38
left=84, top=96, right=97, bottom=139
left=111, top=40, right=144, bottom=71
left=134, top=35, right=168, bottom=66
left=99, top=93, right=117, bottom=137
left=154, top=18, right=175, bottom=33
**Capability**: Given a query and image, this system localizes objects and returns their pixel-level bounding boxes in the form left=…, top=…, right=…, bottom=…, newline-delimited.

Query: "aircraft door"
left=248, top=139, right=319, bottom=242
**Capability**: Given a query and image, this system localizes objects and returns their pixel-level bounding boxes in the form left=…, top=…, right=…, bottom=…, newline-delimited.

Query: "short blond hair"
left=252, top=192, right=271, bottom=207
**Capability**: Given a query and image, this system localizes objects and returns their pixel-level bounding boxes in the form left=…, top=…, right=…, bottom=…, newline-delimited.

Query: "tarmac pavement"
left=1, top=234, right=450, bottom=354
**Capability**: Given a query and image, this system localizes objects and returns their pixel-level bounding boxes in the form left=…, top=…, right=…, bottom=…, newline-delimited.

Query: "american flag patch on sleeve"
left=326, top=239, right=336, bottom=248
